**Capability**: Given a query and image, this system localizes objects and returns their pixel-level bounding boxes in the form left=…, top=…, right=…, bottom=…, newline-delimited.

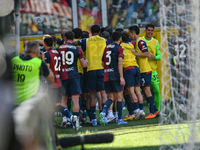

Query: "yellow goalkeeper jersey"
left=74, top=38, right=84, bottom=74
left=141, top=36, right=159, bottom=72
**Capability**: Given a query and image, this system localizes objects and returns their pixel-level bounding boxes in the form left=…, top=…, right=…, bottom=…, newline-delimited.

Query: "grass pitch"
left=55, top=101, right=190, bottom=150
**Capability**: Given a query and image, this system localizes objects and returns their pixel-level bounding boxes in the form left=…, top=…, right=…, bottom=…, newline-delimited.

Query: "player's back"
left=135, top=37, right=152, bottom=73
left=86, top=36, right=106, bottom=71
left=121, top=42, right=138, bottom=69
left=46, top=48, right=61, bottom=88
left=103, top=43, right=123, bottom=81
left=57, top=43, right=82, bottom=80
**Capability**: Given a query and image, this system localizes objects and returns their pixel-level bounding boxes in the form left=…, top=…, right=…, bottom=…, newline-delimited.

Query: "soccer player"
left=73, top=25, right=107, bottom=126
left=142, top=24, right=162, bottom=112
left=129, top=25, right=159, bottom=119
left=43, top=35, right=79, bottom=130
left=120, top=31, right=144, bottom=121
left=12, top=41, right=55, bottom=105
left=100, top=31, right=127, bottom=125
left=57, top=31, right=88, bottom=130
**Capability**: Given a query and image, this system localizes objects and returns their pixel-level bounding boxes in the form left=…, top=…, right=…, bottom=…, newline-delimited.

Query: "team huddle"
left=12, top=24, right=164, bottom=131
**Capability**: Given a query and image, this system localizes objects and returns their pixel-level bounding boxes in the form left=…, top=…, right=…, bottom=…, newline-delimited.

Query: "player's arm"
left=73, top=38, right=87, bottom=46
left=36, top=39, right=44, bottom=46
left=118, top=46, right=125, bottom=86
left=78, top=47, right=88, bottom=68
left=40, top=61, right=55, bottom=83
left=118, top=57, right=125, bottom=86
left=44, top=52, right=50, bottom=68
left=131, top=40, right=150, bottom=57
left=149, top=41, right=161, bottom=60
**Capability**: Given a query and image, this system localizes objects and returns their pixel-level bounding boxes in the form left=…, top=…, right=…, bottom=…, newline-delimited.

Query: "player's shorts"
left=48, top=87, right=62, bottom=103
left=87, top=69, right=104, bottom=92
left=151, top=72, right=159, bottom=85
left=62, top=78, right=82, bottom=96
left=104, top=80, right=123, bottom=94
left=124, top=67, right=141, bottom=88
left=141, top=72, right=152, bottom=87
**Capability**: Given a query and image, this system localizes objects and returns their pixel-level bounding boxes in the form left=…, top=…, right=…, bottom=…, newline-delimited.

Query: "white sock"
left=107, top=110, right=114, bottom=118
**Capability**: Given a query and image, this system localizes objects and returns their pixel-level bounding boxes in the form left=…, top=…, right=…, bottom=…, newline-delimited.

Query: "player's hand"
left=148, top=54, right=155, bottom=60
left=131, top=49, right=136, bottom=55
left=120, top=77, right=125, bottom=86
left=85, top=59, right=88, bottom=65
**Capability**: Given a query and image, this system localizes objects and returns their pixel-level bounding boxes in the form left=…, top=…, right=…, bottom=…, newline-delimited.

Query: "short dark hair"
left=129, top=25, right=140, bottom=35
left=49, top=34, right=57, bottom=43
left=121, top=31, right=129, bottom=43
left=101, top=31, right=110, bottom=40
left=72, top=28, right=83, bottom=39
left=81, top=31, right=89, bottom=39
left=105, top=25, right=113, bottom=36
left=91, top=25, right=100, bottom=34
left=146, top=24, right=155, bottom=30
left=100, top=27, right=106, bottom=34
left=43, top=35, right=53, bottom=47
left=65, top=31, right=74, bottom=40
left=112, top=31, right=121, bottom=42
left=115, top=28, right=124, bottom=33
left=25, top=41, right=40, bottom=54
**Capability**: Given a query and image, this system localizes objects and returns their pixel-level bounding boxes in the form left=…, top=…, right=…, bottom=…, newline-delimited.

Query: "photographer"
left=12, top=41, right=54, bottom=105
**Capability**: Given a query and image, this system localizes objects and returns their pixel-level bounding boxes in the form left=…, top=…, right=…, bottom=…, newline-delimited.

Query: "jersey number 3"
left=106, top=51, right=111, bottom=65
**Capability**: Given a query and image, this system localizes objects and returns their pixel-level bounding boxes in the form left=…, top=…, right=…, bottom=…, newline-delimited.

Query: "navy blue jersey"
left=102, top=43, right=124, bottom=81
left=40, top=46, right=46, bottom=52
left=57, top=43, right=83, bottom=80
left=77, top=38, right=87, bottom=52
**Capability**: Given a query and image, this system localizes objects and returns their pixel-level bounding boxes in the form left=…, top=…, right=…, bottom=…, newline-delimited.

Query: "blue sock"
left=132, top=102, right=139, bottom=111
left=90, top=106, right=96, bottom=120
left=102, top=99, right=113, bottom=114
left=147, top=97, right=155, bottom=114
left=154, top=103, right=158, bottom=113
left=124, top=95, right=134, bottom=115
left=73, top=112, right=80, bottom=118
left=67, top=98, right=72, bottom=110
left=101, top=103, right=105, bottom=112
left=79, top=97, right=82, bottom=111
left=139, top=103, right=143, bottom=110
left=55, top=105, right=72, bottom=118
left=86, top=108, right=92, bottom=120
left=117, top=101, right=123, bottom=119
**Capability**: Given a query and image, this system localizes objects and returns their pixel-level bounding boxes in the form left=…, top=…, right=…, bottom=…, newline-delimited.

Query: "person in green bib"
left=12, top=41, right=55, bottom=105
left=142, top=24, right=163, bottom=112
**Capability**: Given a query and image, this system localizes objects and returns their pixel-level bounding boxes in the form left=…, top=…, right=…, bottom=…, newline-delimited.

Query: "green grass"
left=55, top=101, right=195, bottom=150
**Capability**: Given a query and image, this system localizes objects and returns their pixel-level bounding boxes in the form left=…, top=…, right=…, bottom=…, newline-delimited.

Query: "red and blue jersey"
left=44, top=48, right=61, bottom=88
left=102, top=43, right=124, bottom=82
left=57, top=43, right=83, bottom=80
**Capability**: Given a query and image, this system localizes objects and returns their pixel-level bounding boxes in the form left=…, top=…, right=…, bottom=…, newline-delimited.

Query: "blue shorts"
left=104, top=80, right=123, bottom=94
left=87, top=69, right=105, bottom=92
left=124, top=67, right=141, bottom=88
left=141, top=72, right=152, bottom=87
left=48, top=87, right=62, bottom=103
left=62, top=78, right=82, bottom=96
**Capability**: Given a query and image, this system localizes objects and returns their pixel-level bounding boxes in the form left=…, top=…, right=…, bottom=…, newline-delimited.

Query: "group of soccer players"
left=14, top=23, right=164, bottom=131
